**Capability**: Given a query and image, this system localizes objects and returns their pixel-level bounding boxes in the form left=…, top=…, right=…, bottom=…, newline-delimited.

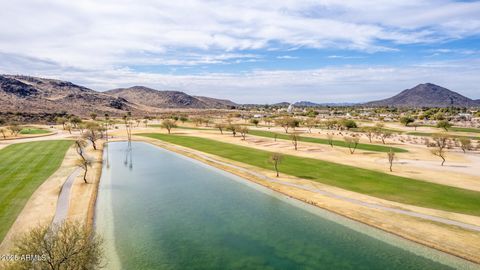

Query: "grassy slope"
left=248, top=130, right=408, bottom=153
left=149, top=125, right=211, bottom=131
left=0, top=140, right=73, bottom=241
left=407, top=132, right=480, bottom=140
left=420, top=125, right=480, bottom=134
left=449, top=127, right=480, bottom=133
left=140, top=133, right=480, bottom=216
left=19, top=128, right=50, bottom=134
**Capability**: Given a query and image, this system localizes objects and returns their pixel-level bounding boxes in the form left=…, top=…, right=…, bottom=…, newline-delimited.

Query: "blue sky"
left=1, top=0, right=479, bottom=103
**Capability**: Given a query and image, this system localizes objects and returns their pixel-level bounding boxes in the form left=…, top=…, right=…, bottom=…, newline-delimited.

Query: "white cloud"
left=327, top=55, right=365, bottom=59
left=1, top=0, right=480, bottom=69
left=2, top=53, right=478, bottom=104
left=1, top=0, right=480, bottom=103
left=277, top=55, right=298, bottom=59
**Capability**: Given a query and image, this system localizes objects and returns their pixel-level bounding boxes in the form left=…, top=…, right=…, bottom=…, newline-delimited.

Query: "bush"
left=340, top=119, right=357, bottom=130
left=3, top=222, right=104, bottom=270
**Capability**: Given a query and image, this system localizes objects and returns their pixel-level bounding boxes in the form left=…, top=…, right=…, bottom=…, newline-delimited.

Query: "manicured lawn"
left=248, top=130, right=408, bottom=153
left=449, top=127, right=480, bottom=133
left=351, top=127, right=403, bottom=134
left=149, top=125, right=211, bottom=131
left=0, top=140, right=73, bottom=241
left=407, top=132, right=480, bottom=140
left=418, top=125, right=480, bottom=134
left=19, top=128, right=50, bottom=135
left=140, top=133, right=480, bottom=216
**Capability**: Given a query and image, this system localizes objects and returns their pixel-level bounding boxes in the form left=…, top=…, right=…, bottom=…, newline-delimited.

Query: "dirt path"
left=52, top=168, right=82, bottom=224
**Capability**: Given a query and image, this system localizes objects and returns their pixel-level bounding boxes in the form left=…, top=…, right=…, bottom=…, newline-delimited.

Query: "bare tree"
left=8, top=123, right=22, bottom=137
left=226, top=124, right=238, bottom=137
left=275, top=117, right=299, bottom=133
left=269, top=153, right=283, bottom=177
left=161, top=119, right=177, bottom=134
left=387, top=148, right=395, bottom=172
left=344, top=136, right=360, bottom=154
left=123, top=113, right=133, bottom=142
left=83, top=123, right=101, bottom=150
left=377, top=130, right=393, bottom=145
left=55, top=117, right=67, bottom=129
left=239, top=126, right=249, bottom=140
left=250, top=119, right=260, bottom=127
left=4, top=222, right=103, bottom=270
left=104, top=114, right=110, bottom=141
left=215, top=123, right=226, bottom=134
left=291, top=133, right=299, bottom=150
left=305, top=118, right=318, bottom=133
left=263, top=117, right=272, bottom=127
left=459, top=138, right=472, bottom=153
left=0, top=128, right=7, bottom=139
left=192, top=117, right=203, bottom=127
left=76, top=157, right=92, bottom=184
left=70, top=116, right=82, bottom=128
left=179, top=116, right=188, bottom=123
left=64, top=123, right=72, bottom=134
left=327, top=133, right=334, bottom=147
left=360, top=126, right=375, bottom=143
left=431, top=134, right=449, bottom=166
left=74, top=139, right=88, bottom=161
left=203, top=118, right=211, bottom=127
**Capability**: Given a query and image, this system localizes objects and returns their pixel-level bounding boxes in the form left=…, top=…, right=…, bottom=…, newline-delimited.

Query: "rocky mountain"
left=106, top=86, right=236, bottom=109
left=0, top=75, right=238, bottom=116
left=194, top=96, right=237, bottom=108
left=365, top=83, right=479, bottom=107
left=293, top=101, right=320, bottom=107
left=271, top=102, right=291, bottom=107
left=0, top=75, right=136, bottom=115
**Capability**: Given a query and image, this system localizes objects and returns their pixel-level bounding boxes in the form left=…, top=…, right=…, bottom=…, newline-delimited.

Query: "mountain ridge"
left=105, top=86, right=237, bottom=109
left=0, top=75, right=136, bottom=115
left=0, top=75, right=238, bottom=116
left=364, top=83, right=479, bottom=107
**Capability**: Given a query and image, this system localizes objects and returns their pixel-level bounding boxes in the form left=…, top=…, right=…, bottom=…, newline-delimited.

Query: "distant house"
left=455, top=113, right=472, bottom=121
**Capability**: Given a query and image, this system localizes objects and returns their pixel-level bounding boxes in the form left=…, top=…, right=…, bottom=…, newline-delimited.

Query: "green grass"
left=248, top=130, right=408, bottom=153
left=19, top=128, right=50, bottom=135
left=139, top=133, right=480, bottom=216
left=0, top=140, right=73, bottom=241
left=418, top=125, right=480, bottom=134
left=351, top=127, right=403, bottom=134
left=407, top=132, right=480, bottom=140
left=149, top=125, right=211, bottom=131
left=449, top=127, right=480, bottom=133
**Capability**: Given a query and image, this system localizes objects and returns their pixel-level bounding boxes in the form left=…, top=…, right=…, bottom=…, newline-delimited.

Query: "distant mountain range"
left=0, top=75, right=136, bottom=116
left=293, top=101, right=357, bottom=107
left=1, top=75, right=478, bottom=117
left=0, top=75, right=237, bottom=116
left=364, top=83, right=480, bottom=108
left=106, top=86, right=236, bottom=109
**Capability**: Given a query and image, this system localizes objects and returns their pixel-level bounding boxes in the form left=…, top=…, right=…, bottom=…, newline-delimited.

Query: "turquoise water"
left=95, top=142, right=476, bottom=270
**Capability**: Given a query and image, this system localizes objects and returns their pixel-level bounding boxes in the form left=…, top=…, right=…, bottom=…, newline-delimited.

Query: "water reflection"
left=96, top=142, right=475, bottom=270
left=104, top=143, right=110, bottom=169
left=123, top=141, right=133, bottom=170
